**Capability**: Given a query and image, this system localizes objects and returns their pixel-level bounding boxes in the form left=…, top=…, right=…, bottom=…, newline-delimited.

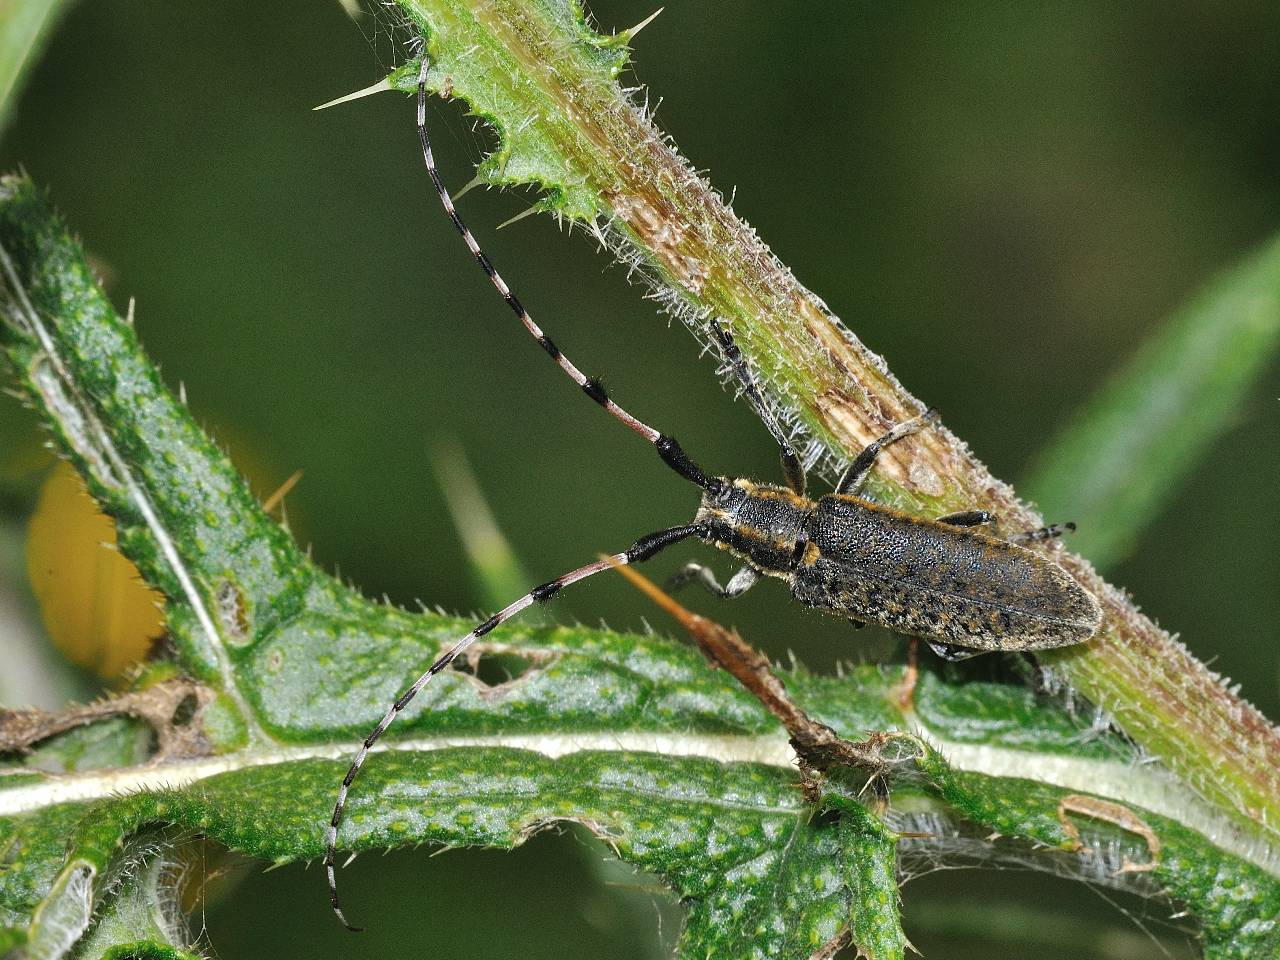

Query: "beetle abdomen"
left=791, top=495, right=1101, bottom=651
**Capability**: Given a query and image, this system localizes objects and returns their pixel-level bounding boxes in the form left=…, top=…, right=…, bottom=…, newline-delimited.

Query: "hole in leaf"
left=453, top=647, right=541, bottom=688
left=170, top=693, right=199, bottom=727
left=214, top=578, right=250, bottom=644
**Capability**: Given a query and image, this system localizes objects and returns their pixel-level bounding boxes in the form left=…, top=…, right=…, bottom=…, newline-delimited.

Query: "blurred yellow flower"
left=25, top=461, right=166, bottom=682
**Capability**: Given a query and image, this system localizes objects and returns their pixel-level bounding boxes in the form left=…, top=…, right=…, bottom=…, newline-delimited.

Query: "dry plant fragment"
left=1057, top=793, right=1163, bottom=875
left=0, top=677, right=215, bottom=762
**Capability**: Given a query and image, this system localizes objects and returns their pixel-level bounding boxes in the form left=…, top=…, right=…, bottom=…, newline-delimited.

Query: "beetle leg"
left=778, top=447, right=807, bottom=499
left=926, top=640, right=984, bottom=662
left=937, top=510, right=995, bottom=527
left=835, top=408, right=940, bottom=496
left=668, top=562, right=760, bottom=599
left=707, top=320, right=807, bottom=496
left=1011, top=521, right=1076, bottom=544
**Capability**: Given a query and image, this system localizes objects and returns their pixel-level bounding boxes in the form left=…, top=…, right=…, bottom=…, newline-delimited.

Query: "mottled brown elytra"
left=324, top=54, right=1102, bottom=930
left=692, top=474, right=1101, bottom=655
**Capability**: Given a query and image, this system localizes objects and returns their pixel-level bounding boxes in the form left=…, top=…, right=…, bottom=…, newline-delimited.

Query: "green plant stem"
left=392, top=0, right=1280, bottom=858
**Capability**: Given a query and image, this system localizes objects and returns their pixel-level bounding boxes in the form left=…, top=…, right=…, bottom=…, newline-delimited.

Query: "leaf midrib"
left=4, top=721, right=1273, bottom=882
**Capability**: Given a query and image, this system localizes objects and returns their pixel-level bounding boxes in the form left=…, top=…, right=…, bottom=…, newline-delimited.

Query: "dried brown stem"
left=605, top=558, right=914, bottom=788
left=0, top=677, right=214, bottom=761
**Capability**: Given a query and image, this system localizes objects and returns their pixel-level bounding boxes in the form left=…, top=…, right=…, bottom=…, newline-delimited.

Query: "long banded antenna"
left=325, top=523, right=703, bottom=929
left=706, top=319, right=806, bottom=495
left=413, top=58, right=714, bottom=491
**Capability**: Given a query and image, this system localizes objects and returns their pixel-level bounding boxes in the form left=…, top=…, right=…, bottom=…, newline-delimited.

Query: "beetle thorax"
left=695, top=478, right=813, bottom=576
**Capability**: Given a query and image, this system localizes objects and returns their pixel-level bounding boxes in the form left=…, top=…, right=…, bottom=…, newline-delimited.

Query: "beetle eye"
left=706, top=477, right=737, bottom=502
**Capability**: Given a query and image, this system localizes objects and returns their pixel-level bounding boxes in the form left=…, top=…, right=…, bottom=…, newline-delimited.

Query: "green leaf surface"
left=6, top=752, right=906, bottom=960
left=6, top=729, right=1278, bottom=958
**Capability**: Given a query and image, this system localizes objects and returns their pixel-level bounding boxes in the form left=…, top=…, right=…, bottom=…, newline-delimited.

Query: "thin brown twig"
left=604, top=557, right=918, bottom=795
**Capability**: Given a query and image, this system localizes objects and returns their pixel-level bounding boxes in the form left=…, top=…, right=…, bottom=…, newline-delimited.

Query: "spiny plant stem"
left=393, top=0, right=1280, bottom=856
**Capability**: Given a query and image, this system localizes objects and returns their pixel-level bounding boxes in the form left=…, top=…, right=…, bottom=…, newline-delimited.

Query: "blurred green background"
left=2, top=0, right=1277, bottom=956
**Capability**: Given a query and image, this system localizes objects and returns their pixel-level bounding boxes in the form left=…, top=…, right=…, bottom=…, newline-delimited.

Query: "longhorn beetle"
left=324, top=56, right=1104, bottom=929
